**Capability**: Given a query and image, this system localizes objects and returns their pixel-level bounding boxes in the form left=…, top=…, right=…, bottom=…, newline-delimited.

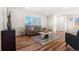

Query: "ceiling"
left=11, top=7, right=79, bottom=16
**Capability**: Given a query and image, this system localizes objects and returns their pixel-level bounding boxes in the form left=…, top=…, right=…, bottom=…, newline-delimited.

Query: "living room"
left=0, top=7, right=79, bottom=51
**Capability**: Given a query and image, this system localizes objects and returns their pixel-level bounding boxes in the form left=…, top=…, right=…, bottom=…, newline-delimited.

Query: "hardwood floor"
left=16, top=35, right=74, bottom=51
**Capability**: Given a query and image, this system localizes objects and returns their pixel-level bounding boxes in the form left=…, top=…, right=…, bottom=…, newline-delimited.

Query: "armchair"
left=65, top=31, right=79, bottom=50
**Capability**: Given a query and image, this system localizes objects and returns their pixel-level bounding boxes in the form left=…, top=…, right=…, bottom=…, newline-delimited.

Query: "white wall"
left=8, top=8, right=47, bottom=35
left=41, top=16, right=47, bottom=28
left=47, top=15, right=54, bottom=30
left=57, top=16, right=66, bottom=32
left=47, top=15, right=67, bottom=32
left=47, top=15, right=58, bottom=32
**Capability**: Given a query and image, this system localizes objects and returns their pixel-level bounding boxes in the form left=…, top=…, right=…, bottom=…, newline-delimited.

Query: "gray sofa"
left=25, top=26, right=43, bottom=36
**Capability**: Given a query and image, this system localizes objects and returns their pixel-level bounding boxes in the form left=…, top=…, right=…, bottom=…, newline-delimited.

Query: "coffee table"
left=33, top=32, right=55, bottom=45
left=39, top=32, right=53, bottom=38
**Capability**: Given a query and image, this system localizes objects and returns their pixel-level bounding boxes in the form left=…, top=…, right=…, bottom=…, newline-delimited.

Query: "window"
left=25, top=16, right=30, bottom=26
left=24, top=16, right=41, bottom=26
left=75, top=17, right=79, bottom=24
left=75, top=17, right=79, bottom=30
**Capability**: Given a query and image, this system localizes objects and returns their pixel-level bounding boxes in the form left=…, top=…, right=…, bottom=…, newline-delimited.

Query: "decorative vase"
left=7, top=12, right=11, bottom=30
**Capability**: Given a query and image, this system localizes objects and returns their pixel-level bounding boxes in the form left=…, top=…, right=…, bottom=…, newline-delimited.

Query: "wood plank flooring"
left=16, top=35, right=74, bottom=51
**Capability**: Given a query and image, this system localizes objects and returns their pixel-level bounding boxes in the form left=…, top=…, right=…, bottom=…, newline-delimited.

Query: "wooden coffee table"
left=39, top=31, right=53, bottom=38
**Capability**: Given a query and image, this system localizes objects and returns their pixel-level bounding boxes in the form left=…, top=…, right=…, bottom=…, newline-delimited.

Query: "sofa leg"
left=66, top=43, right=68, bottom=48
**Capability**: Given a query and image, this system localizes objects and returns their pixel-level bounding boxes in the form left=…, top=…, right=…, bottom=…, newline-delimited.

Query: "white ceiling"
left=11, top=7, right=79, bottom=16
